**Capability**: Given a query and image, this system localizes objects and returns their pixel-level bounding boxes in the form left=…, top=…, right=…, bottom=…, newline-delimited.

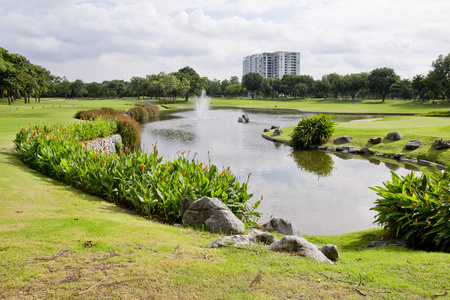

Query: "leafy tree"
left=313, top=76, right=331, bottom=98
left=431, top=53, right=450, bottom=101
left=86, top=82, right=100, bottom=99
left=412, top=74, right=426, bottom=101
left=325, top=73, right=344, bottom=99
left=368, top=67, right=399, bottom=102
left=224, top=83, right=242, bottom=98
left=56, top=77, right=71, bottom=99
left=129, top=76, right=145, bottom=99
left=71, top=79, right=86, bottom=98
left=176, top=66, right=203, bottom=102
left=280, top=74, right=299, bottom=97
left=344, top=73, right=367, bottom=100
left=230, top=76, right=240, bottom=85
left=242, top=72, right=263, bottom=99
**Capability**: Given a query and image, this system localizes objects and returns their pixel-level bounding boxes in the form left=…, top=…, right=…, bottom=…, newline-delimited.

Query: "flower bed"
left=14, top=119, right=260, bottom=223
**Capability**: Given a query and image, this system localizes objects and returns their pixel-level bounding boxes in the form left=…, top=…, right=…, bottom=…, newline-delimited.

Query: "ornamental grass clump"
left=14, top=120, right=259, bottom=224
left=290, top=114, right=335, bottom=149
left=370, top=169, right=450, bottom=252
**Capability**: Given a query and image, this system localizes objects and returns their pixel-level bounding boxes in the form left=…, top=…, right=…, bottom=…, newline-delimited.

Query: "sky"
left=1, top=0, right=449, bottom=83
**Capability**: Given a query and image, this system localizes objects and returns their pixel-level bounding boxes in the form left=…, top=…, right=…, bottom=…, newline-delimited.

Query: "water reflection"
left=290, top=150, right=334, bottom=178
left=141, top=108, right=428, bottom=235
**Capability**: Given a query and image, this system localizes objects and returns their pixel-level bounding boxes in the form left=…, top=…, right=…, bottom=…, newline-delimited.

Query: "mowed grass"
left=1, top=98, right=449, bottom=299
left=271, top=115, right=450, bottom=166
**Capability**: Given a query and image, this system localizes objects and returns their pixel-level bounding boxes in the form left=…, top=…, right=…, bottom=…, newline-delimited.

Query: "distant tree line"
left=1, top=46, right=450, bottom=104
left=240, top=55, right=450, bottom=102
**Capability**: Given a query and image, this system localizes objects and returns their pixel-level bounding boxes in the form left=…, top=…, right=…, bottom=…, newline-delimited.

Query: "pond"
left=141, top=108, right=421, bottom=235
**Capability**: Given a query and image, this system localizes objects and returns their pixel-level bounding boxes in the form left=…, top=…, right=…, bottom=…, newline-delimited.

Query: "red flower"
left=140, top=164, right=145, bottom=170
left=102, top=160, right=106, bottom=164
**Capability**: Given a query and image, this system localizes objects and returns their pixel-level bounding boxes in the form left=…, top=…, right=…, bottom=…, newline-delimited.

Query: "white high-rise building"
left=243, top=51, right=301, bottom=79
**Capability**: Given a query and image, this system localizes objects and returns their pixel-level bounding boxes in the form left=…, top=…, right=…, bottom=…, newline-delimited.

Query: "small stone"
left=369, top=137, right=382, bottom=144
left=361, top=147, right=373, bottom=154
left=405, top=140, right=422, bottom=150
left=333, top=136, right=353, bottom=144
left=348, top=147, right=359, bottom=153
left=327, top=146, right=336, bottom=152
left=394, top=153, right=404, bottom=160
left=273, top=128, right=283, bottom=136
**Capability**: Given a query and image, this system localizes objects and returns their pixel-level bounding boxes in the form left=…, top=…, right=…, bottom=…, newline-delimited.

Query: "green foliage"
left=13, top=120, right=258, bottom=224
left=370, top=169, right=450, bottom=252
left=115, top=116, right=141, bottom=151
left=290, top=114, right=335, bottom=149
left=418, top=111, right=450, bottom=117
left=74, top=104, right=159, bottom=151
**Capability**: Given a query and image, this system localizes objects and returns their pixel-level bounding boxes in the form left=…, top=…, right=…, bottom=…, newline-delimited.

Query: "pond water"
left=141, top=108, right=421, bottom=235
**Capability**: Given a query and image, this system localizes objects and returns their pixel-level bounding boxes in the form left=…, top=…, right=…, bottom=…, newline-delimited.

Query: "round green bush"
left=290, top=114, right=335, bottom=149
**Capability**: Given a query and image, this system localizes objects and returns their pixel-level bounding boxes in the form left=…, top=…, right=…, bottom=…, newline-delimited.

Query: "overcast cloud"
left=1, top=0, right=449, bottom=82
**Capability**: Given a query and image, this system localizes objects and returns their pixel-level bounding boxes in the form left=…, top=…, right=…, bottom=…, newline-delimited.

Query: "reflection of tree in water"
left=290, top=150, right=334, bottom=178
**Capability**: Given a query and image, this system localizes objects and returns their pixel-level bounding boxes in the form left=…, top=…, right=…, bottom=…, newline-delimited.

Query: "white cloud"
left=0, top=0, right=449, bottom=82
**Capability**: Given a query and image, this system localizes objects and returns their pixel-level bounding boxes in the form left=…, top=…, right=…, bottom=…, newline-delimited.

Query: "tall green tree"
left=368, top=67, right=400, bottom=102
left=344, top=73, right=368, bottom=100
left=176, top=66, right=203, bottom=102
left=242, top=72, right=263, bottom=99
left=431, top=53, right=450, bottom=101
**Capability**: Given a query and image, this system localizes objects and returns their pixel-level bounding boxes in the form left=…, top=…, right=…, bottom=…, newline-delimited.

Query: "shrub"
left=127, top=106, right=149, bottom=122
left=370, top=169, right=450, bottom=252
left=116, top=116, right=141, bottom=151
left=135, top=103, right=159, bottom=117
left=290, top=114, right=335, bottom=149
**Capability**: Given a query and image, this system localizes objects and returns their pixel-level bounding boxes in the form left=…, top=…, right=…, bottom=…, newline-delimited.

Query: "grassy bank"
left=267, top=115, right=450, bottom=167
left=1, top=98, right=449, bottom=299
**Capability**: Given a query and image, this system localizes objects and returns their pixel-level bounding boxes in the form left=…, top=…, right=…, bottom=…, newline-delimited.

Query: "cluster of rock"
left=263, top=125, right=284, bottom=137
left=83, top=134, right=122, bottom=155
left=206, top=217, right=339, bottom=264
left=238, top=113, right=250, bottom=123
left=179, top=196, right=339, bottom=264
left=312, top=131, right=447, bottom=169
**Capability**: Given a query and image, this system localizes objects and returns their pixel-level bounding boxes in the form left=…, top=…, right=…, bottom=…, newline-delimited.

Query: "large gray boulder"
left=333, top=136, right=353, bottom=144
left=263, top=218, right=302, bottom=237
left=386, top=131, right=403, bottom=140
left=182, top=197, right=245, bottom=235
left=268, top=236, right=334, bottom=264
left=206, top=229, right=275, bottom=248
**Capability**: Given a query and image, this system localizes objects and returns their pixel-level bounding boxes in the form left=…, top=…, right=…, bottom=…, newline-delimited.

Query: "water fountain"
left=195, top=89, right=210, bottom=119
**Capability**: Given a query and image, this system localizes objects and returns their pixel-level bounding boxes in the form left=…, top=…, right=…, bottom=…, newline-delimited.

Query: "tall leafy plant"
left=370, top=169, right=450, bottom=252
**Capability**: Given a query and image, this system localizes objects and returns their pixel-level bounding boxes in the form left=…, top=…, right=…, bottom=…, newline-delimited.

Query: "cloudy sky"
left=1, top=0, right=449, bottom=83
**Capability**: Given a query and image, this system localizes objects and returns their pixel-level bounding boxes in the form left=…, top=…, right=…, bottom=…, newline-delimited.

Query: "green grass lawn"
left=268, top=115, right=450, bottom=166
left=1, top=97, right=449, bottom=299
